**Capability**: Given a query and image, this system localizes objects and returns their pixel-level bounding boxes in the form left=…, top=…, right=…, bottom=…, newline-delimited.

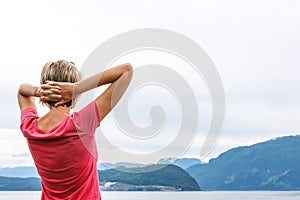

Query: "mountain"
left=187, top=135, right=300, bottom=190
left=98, top=162, right=145, bottom=171
left=0, top=167, right=39, bottom=178
left=158, top=158, right=202, bottom=169
left=0, top=164, right=200, bottom=191
left=173, top=158, right=203, bottom=169
left=98, top=157, right=202, bottom=171
left=99, top=164, right=201, bottom=191
left=0, top=158, right=201, bottom=178
left=3, top=135, right=299, bottom=191
left=0, top=176, right=41, bottom=191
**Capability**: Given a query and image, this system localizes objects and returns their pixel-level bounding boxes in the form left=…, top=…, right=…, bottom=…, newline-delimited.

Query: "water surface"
left=0, top=191, right=300, bottom=200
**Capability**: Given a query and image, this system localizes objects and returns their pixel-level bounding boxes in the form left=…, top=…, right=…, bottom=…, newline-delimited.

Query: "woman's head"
left=40, top=60, right=82, bottom=107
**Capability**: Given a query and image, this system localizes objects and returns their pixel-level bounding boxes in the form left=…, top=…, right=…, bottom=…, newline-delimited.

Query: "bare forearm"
left=74, top=63, right=133, bottom=95
left=18, top=83, right=41, bottom=111
left=108, top=67, right=133, bottom=107
left=19, top=83, right=41, bottom=97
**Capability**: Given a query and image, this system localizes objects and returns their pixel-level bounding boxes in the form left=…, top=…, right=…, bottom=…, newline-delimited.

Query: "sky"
left=0, top=0, right=300, bottom=167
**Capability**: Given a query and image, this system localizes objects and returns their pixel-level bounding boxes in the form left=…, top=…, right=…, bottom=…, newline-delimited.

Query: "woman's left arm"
left=17, top=83, right=61, bottom=111
left=18, top=83, right=43, bottom=111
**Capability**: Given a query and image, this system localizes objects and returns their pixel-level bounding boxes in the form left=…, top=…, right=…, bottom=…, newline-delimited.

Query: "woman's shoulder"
left=71, top=101, right=100, bottom=133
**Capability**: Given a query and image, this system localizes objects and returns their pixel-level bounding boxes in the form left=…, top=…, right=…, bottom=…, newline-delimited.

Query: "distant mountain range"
left=0, top=176, right=41, bottom=191
left=98, top=162, right=145, bottom=171
left=158, top=157, right=203, bottom=169
left=0, top=166, right=38, bottom=178
left=187, top=135, right=300, bottom=190
left=0, top=164, right=200, bottom=191
left=1, top=135, right=299, bottom=191
left=0, top=157, right=201, bottom=178
left=98, top=157, right=202, bottom=171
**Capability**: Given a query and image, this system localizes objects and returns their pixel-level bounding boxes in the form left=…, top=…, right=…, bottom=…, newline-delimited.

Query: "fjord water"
left=1, top=191, right=300, bottom=200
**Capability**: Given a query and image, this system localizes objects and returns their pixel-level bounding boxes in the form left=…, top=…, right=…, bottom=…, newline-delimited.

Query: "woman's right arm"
left=43, top=63, right=133, bottom=121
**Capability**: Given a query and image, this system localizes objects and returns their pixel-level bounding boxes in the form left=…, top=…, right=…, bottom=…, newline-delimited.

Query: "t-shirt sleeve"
left=73, top=101, right=100, bottom=136
left=20, top=108, right=38, bottom=137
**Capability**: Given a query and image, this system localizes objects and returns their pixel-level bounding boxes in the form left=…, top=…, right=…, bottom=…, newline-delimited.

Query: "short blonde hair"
left=40, top=60, right=82, bottom=107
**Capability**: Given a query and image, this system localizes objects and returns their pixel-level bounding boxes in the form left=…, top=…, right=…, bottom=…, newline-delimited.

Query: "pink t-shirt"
left=20, top=102, right=101, bottom=200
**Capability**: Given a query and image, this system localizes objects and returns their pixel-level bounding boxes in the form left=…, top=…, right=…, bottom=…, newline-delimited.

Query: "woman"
left=18, top=60, right=133, bottom=199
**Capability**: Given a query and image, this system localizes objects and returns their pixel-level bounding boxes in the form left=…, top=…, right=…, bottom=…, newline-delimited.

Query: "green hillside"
left=99, top=164, right=201, bottom=191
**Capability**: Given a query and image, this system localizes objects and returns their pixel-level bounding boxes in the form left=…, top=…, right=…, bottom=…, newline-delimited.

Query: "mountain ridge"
left=187, top=135, right=300, bottom=190
left=1, top=135, right=299, bottom=191
left=0, top=157, right=200, bottom=178
left=0, top=164, right=200, bottom=191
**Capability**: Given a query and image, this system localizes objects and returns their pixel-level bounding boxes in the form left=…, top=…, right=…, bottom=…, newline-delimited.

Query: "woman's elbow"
left=18, top=83, right=26, bottom=94
left=123, top=63, right=133, bottom=72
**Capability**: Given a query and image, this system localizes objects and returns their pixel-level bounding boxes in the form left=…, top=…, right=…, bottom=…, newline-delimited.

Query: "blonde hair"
left=40, top=60, right=82, bottom=107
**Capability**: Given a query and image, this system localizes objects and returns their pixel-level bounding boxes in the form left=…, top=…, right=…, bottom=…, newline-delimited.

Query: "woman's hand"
left=41, top=81, right=75, bottom=107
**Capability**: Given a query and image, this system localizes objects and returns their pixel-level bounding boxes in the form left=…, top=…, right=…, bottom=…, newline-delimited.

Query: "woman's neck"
left=37, top=106, right=72, bottom=132
left=48, top=105, right=71, bottom=117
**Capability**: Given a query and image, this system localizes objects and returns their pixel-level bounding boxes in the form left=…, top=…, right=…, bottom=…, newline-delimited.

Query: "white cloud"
left=0, top=129, right=35, bottom=167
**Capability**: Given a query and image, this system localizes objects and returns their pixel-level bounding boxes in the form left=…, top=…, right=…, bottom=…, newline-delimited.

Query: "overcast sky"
left=0, top=0, right=300, bottom=167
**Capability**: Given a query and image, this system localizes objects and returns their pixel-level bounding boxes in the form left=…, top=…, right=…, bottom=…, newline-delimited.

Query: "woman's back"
left=21, top=102, right=101, bottom=199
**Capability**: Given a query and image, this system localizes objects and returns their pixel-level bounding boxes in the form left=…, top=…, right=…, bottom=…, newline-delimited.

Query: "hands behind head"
left=40, top=81, right=75, bottom=107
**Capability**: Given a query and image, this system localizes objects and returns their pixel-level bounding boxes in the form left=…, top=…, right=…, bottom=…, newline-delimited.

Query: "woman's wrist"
left=73, top=82, right=81, bottom=96
left=73, top=78, right=93, bottom=96
left=19, top=83, right=42, bottom=98
left=33, top=86, right=42, bottom=97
